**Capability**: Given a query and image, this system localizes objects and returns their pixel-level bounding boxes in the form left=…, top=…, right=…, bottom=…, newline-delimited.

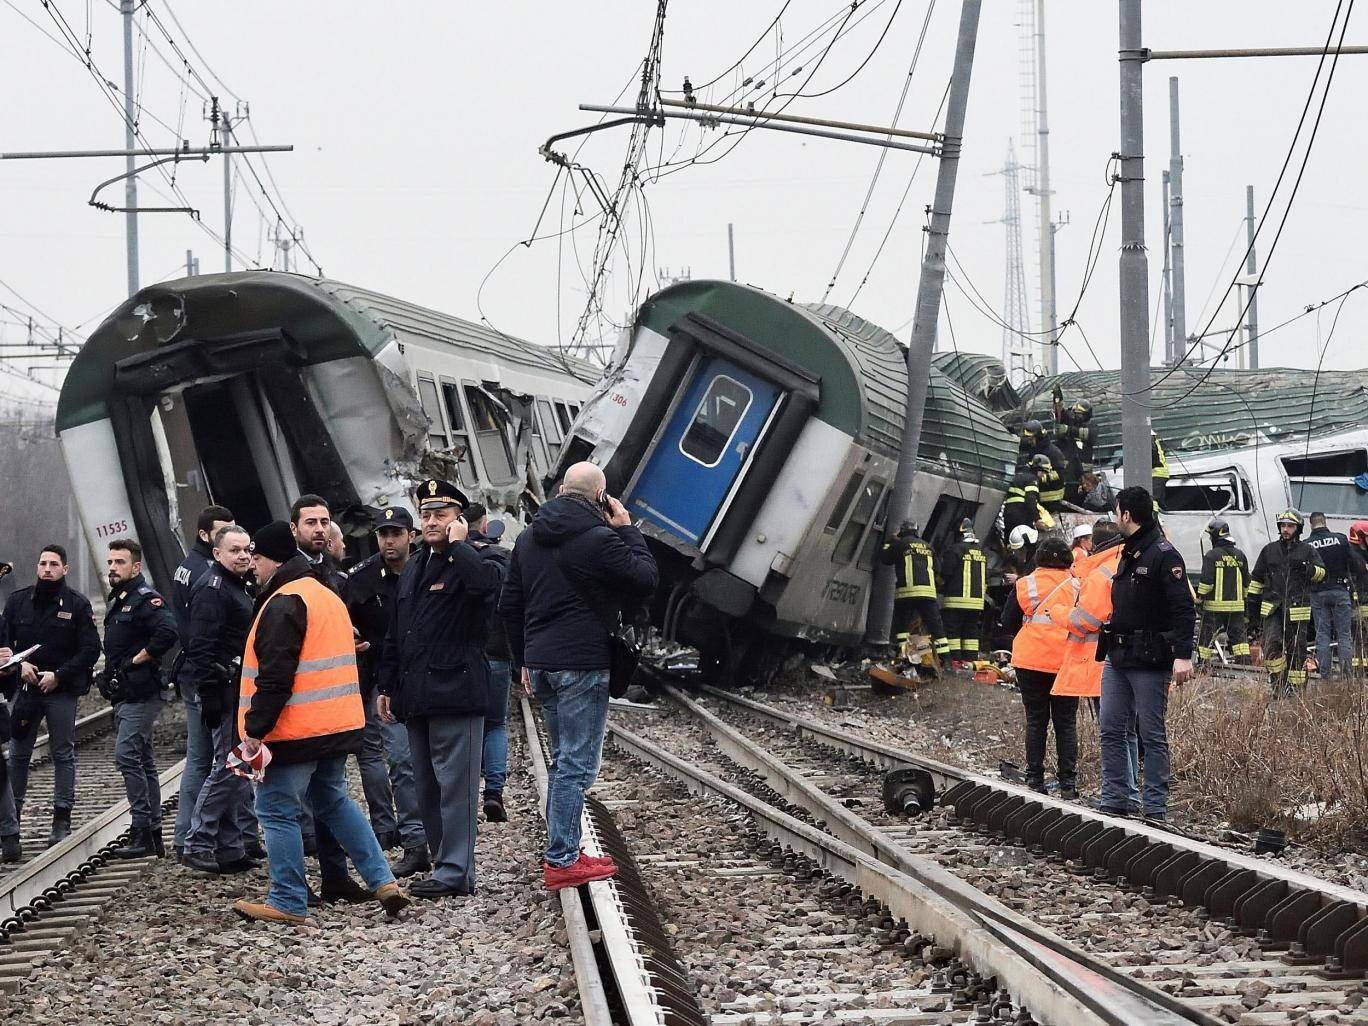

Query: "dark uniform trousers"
left=1249, top=538, right=1324, bottom=693
left=1016, top=668, right=1077, bottom=790
left=1197, top=610, right=1249, bottom=662
left=942, top=608, right=981, bottom=660
left=893, top=598, right=948, bottom=655
left=104, top=574, right=178, bottom=833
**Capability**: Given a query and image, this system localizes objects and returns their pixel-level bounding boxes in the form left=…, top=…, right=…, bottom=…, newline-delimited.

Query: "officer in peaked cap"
left=377, top=480, right=503, bottom=897
left=344, top=504, right=427, bottom=873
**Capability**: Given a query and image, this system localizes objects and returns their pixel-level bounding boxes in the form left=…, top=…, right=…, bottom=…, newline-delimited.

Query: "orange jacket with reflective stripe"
left=1009, top=568, right=1076, bottom=674
left=1049, top=545, right=1123, bottom=697
left=238, top=575, right=364, bottom=754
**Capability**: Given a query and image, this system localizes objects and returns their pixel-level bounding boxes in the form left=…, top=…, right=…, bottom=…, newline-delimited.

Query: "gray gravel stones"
left=0, top=733, right=583, bottom=1026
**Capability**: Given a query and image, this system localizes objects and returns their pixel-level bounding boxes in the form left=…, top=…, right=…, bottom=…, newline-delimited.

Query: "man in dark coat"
left=498, top=462, right=658, bottom=891
left=1249, top=509, right=1325, bottom=694
left=0, top=544, right=100, bottom=853
left=171, top=504, right=234, bottom=857
left=377, top=480, right=503, bottom=898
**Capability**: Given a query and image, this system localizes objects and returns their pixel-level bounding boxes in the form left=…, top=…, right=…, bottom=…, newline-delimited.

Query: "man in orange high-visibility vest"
left=232, top=520, right=409, bottom=925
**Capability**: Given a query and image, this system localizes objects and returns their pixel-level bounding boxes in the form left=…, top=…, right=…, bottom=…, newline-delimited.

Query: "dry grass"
left=1168, top=674, right=1368, bottom=850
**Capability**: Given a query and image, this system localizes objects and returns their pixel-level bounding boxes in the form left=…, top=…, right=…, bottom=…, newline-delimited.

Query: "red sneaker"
left=580, top=851, right=616, bottom=870
left=544, top=854, right=618, bottom=890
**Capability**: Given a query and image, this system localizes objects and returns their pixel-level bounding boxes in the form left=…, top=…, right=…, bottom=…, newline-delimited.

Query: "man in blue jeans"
left=233, top=520, right=408, bottom=923
left=1097, top=486, right=1195, bottom=823
left=499, top=462, right=658, bottom=890
left=1306, top=512, right=1358, bottom=679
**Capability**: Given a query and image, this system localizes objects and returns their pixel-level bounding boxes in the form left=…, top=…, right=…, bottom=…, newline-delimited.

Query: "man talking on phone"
left=499, top=462, right=657, bottom=890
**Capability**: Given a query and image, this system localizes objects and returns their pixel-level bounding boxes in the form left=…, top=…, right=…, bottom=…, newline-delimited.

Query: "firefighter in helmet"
left=1248, top=509, right=1324, bottom=694
left=879, top=522, right=950, bottom=667
left=1195, top=518, right=1250, bottom=664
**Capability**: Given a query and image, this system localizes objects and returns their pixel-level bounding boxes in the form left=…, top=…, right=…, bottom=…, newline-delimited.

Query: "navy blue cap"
left=374, top=506, right=414, bottom=531
left=415, top=478, right=468, bottom=510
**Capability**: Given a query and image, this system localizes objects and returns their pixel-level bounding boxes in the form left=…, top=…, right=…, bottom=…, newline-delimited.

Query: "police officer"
left=180, top=526, right=260, bottom=874
left=1097, top=486, right=1195, bottom=822
left=378, top=479, right=503, bottom=898
left=1306, top=512, right=1355, bottom=679
left=0, top=544, right=100, bottom=853
left=878, top=522, right=949, bottom=666
left=170, top=505, right=234, bottom=858
left=464, top=503, right=512, bottom=823
left=1248, top=509, right=1325, bottom=695
left=1195, top=518, right=1251, bottom=664
left=100, top=538, right=179, bottom=858
left=1348, top=521, right=1368, bottom=670
left=344, top=506, right=429, bottom=877
left=938, top=518, right=987, bottom=670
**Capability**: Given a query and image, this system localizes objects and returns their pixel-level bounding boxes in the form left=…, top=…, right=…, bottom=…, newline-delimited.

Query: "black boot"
left=0, top=834, right=21, bottom=864
left=320, top=875, right=373, bottom=904
left=391, top=845, right=431, bottom=878
left=151, top=830, right=166, bottom=858
left=483, top=791, right=507, bottom=823
left=110, top=826, right=155, bottom=859
left=46, top=808, right=72, bottom=848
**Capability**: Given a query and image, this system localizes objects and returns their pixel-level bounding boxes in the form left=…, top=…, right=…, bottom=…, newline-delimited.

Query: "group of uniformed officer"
left=0, top=480, right=513, bottom=899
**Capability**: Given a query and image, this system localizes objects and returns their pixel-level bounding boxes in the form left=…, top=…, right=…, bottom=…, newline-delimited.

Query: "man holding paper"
left=0, top=544, right=101, bottom=855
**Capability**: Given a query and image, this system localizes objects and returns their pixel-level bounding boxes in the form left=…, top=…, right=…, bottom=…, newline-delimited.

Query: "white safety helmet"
left=1008, top=525, right=1039, bottom=551
left=1072, top=524, right=1093, bottom=542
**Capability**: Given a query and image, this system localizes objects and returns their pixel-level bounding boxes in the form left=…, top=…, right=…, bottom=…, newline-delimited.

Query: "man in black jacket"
left=1249, top=509, right=1325, bottom=694
left=499, top=462, right=658, bottom=891
left=1306, top=512, right=1357, bottom=679
left=377, top=479, right=503, bottom=899
left=180, top=526, right=260, bottom=874
left=102, top=538, right=179, bottom=858
left=345, top=507, right=428, bottom=877
left=465, top=503, right=513, bottom=824
left=0, top=544, right=101, bottom=852
left=171, top=504, right=234, bottom=858
left=1097, top=487, right=1195, bottom=822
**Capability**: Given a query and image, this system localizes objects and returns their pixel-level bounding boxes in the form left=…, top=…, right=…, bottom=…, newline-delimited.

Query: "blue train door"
left=628, top=355, right=780, bottom=547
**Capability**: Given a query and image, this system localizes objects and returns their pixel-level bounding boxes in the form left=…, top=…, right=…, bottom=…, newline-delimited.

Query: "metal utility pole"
left=991, top=141, right=1031, bottom=382
left=185, top=250, right=199, bottom=277
left=1166, top=76, right=1187, bottom=367
left=1244, top=184, right=1260, bottom=368
left=727, top=223, right=736, bottom=282
left=1117, top=0, right=1152, bottom=489
left=1033, top=0, right=1058, bottom=374
left=1161, top=169, right=1173, bottom=354
left=120, top=0, right=139, bottom=296
left=867, top=0, right=982, bottom=645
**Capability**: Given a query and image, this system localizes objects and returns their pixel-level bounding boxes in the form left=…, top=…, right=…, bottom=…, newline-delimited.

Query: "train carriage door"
left=628, top=354, right=780, bottom=547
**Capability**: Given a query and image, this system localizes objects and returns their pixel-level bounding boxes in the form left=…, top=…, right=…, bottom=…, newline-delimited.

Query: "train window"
left=1282, top=450, right=1368, bottom=514
left=555, top=401, right=574, bottom=435
left=825, top=471, right=866, bottom=533
left=1162, top=471, right=1248, bottom=513
left=833, top=479, right=884, bottom=564
left=416, top=376, right=448, bottom=449
left=679, top=375, right=753, bottom=468
left=538, top=398, right=563, bottom=459
left=857, top=488, right=892, bottom=570
left=464, top=385, right=516, bottom=483
left=440, top=380, right=478, bottom=485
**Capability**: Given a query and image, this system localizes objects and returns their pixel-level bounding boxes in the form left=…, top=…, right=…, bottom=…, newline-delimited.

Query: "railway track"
left=604, top=687, right=1367, bottom=1024
left=0, top=700, right=187, bottom=991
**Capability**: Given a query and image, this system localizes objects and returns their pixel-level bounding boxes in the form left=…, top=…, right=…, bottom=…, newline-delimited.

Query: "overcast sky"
left=2, top=0, right=1366, bottom=406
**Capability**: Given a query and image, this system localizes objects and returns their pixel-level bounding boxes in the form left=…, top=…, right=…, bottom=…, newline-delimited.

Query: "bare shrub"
left=1168, top=674, right=1368, bottom=850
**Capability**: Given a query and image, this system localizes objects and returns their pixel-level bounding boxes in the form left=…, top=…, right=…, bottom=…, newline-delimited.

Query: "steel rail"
left=700, top=686, right=1368, bottom=978
left=701, top=686, right=1368, bottom=907
left=0, top=758, right=184, bottom=924
left=662, top=686, right=1215, bottom=1026
left=610, top=719, right=1139, bottom=1026
left=517, top=697, right=614, bottom=1026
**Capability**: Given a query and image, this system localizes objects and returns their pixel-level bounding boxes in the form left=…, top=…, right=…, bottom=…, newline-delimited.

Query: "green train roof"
left=929, top=353, right=1368, bottom=463
left=56, top=271, right=597, bottom=432
left=637, top=281, right=1016, bottom=485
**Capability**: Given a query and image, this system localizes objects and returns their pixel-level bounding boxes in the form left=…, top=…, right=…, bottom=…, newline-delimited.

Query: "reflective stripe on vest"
left=237, top=576, right=364, bottom=746
left=895, top=544, right=937, bottom=600
left=944, top=552, right=986, bottom=611
left=1011, top=569, right=1075, bottom=672
left=1205, top=557, right=1246, bottom=613
left=1038, top=471, right=1065, bottom=506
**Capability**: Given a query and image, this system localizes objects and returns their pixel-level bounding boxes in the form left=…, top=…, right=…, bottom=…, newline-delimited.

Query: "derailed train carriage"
left=56, top=271, right=596, bottom=588
left=553, top=280, right=1017, bottom=679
